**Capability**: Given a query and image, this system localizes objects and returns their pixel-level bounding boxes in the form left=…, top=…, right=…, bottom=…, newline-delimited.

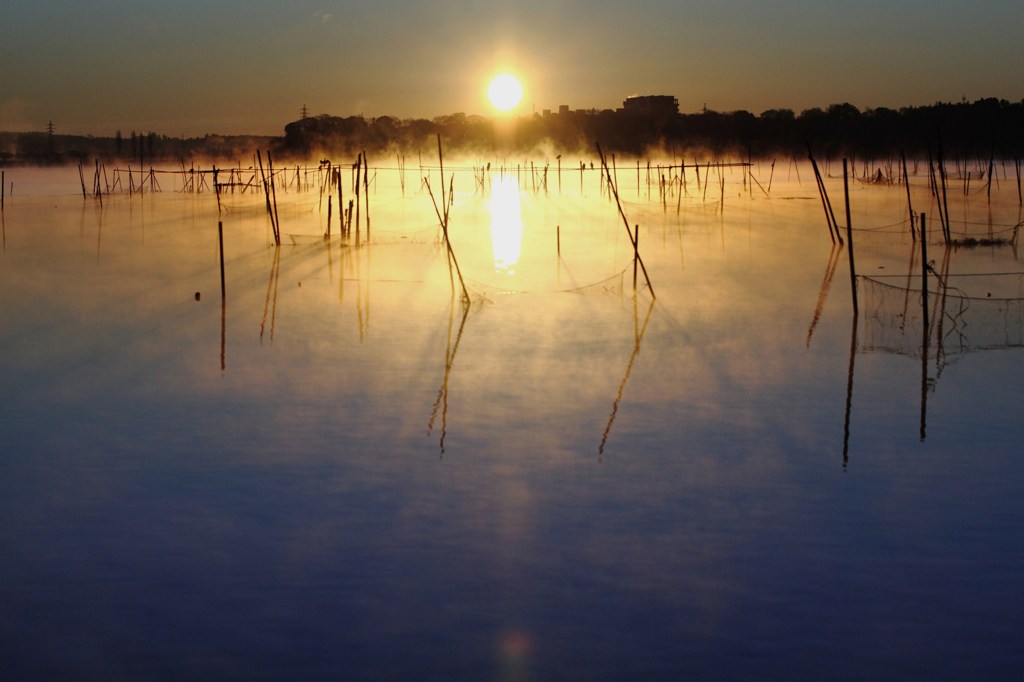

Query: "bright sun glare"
left=488, top=73, right=523, bottom=112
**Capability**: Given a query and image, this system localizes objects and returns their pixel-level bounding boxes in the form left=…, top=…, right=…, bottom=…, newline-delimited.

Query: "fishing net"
left=463, top=268, right=627, bottom=300
left=860, top=273, right=1024, bottom=357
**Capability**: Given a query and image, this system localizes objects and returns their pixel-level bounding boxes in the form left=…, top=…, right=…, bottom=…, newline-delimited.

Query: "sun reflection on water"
left=489, top=174, right=522, bottom=274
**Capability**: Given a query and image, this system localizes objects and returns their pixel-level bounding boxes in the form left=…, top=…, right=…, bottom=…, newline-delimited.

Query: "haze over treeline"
left=2, top=98, right=1022, bottom=165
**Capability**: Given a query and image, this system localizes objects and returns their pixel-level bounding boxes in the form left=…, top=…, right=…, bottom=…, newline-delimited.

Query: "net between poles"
left=861, top=273, right=1024, bottom=357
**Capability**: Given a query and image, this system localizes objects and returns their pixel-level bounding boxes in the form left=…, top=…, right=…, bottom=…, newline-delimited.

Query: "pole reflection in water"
left=599, top=295, right=655, bottom=458
left=260, top=246, right=281, bottom=344
left=219, top=220, right=228, bottom=373
left=429, top=300, right=471, bottom=458
left=807, top=242, right=843, bottom=347
left=489, top=174, right=522, bottom=274
left=843, top=310, right=857, bottom=468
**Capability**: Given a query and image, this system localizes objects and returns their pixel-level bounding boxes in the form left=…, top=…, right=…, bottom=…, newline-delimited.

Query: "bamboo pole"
left=92, top=163, right=102, bottom=206
left=920, top=213, right=929, bottom=333
left=354, top=153, right=361, bottom=245
left=633, top=224, right=639, bottom=291
left=363, top=149, right=370, bottom=242
left=719, top=172, right=725, bottom=213
left=1017, top=156, right=1022, bottom=207
left=398, top=153, right=406, bottom=196
left=428, top=134, right=468, bottom=304
left=676, top=166, right=684, bottom=214
left=268, top=152, right=281, bottom=241
left=937, top=140, right=951, bottom=244
left=595, top=143, right=655, bottom=298
left=927, top=151, right=943, bottom=236
left=843, top=159, right=858, bottom=316
left=213, top=165, right=221, bottom=214
left=987, top=150, right=994, bottom=203
left=336, top=169, right=343, bottom=237
left=901, top=150, right=915, bottom=239
left=78, top=162, right=87, bottom=199
left=256, top=150, right=280, bottom=245
left=919, top=211, right=929, bottom=441
left=809, top=150, right=841, bottom=244
left=318, top=163, right=327, bottom=212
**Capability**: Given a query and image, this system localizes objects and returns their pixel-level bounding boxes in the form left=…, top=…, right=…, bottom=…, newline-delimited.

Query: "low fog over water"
left=1, top=157, right=1022, bottom=680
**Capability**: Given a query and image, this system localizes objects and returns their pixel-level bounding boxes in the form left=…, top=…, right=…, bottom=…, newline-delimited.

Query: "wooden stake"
left=920, top=211, right=929, bottom=315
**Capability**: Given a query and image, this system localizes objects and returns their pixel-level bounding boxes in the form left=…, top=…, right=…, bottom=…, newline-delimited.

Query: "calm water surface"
left=1, top=162, right=1022, bottom=680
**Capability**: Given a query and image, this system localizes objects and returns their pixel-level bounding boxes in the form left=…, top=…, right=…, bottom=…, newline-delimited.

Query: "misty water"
left=2, top=160, right=1023, bottom=680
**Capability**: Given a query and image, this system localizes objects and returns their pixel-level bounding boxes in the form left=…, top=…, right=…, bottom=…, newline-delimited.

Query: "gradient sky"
left=2, top=0, right=1022, bottom=136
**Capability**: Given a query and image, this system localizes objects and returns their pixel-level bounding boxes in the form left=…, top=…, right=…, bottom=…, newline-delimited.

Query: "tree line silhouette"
left=2, top=97, right=1021, bottom=165
left=283, top=98, right=1023, bottom=160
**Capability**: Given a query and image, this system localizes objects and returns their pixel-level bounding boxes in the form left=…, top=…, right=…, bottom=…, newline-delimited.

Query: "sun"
left=488, top=73, right=523, bottom=112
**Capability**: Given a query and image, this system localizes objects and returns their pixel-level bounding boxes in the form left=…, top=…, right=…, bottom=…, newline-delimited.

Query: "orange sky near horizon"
left=1, top=0, right=1022, bottom=137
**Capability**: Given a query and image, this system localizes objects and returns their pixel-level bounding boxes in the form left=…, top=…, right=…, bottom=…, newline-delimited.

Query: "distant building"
left=558, top=105, right=570, bottom=115
left=622, top=95, right=679, bottom=117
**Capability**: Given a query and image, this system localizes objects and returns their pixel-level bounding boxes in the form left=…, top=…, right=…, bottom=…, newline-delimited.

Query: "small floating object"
left=952, top=236, right=1015, bottom=248
left=195, top=292, right=201, bottom=301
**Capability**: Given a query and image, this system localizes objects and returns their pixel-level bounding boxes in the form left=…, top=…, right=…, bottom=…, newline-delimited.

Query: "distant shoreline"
left=3, top=97, right=1022, bottom=164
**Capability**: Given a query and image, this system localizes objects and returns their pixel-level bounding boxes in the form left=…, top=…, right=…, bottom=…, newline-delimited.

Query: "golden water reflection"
left=3, top=165, right=1024, bottom=681
left=489, top=174, right=522, bottom=274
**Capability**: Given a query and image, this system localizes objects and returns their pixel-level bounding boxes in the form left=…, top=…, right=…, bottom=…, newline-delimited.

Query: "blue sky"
left=1, top=0, right=1021, bottom=135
